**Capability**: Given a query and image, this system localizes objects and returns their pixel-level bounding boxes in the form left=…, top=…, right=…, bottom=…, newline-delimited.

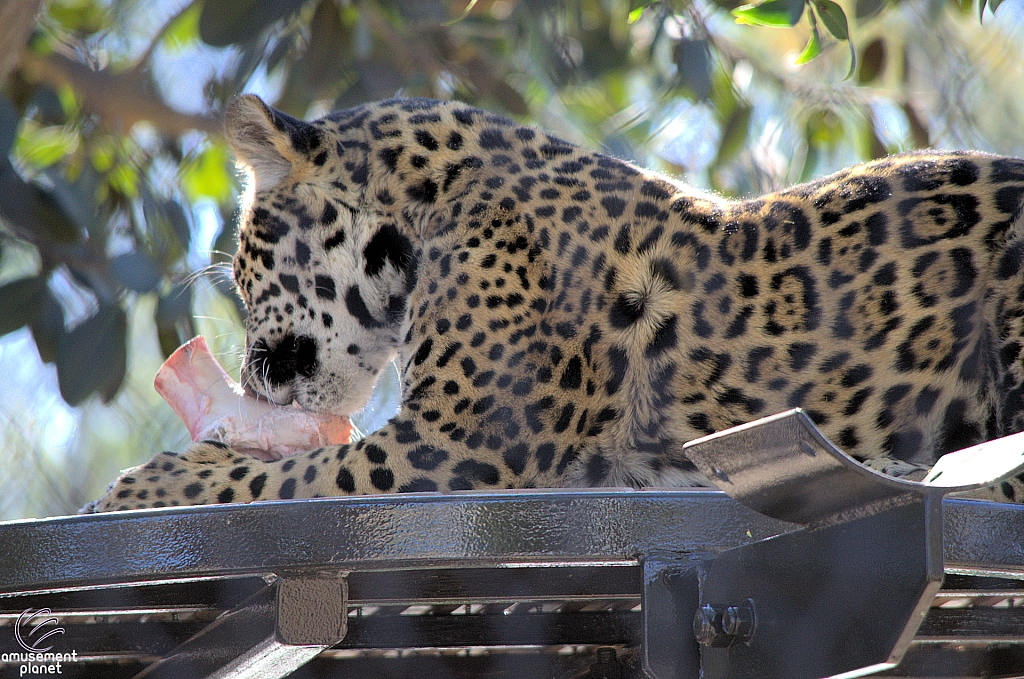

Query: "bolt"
left=694, top=599, right=757, bottom=647
left=693, top=604, right=732, bottom=647
left=723, top=598, right=757, bottom=644
left=588, top=646, right=623, bottom=678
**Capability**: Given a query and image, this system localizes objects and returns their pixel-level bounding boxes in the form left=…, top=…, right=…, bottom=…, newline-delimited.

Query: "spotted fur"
left=89, top=95, right=1024, bottom=512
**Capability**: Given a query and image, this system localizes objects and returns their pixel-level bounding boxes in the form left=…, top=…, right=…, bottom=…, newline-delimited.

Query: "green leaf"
left=814, top=0, right=849, bottom=39
left=44, top=168, right=98, bottom=235
left=732, top=0, right=806, bottom=27
left=48, top=0, right=107, bottom=34
left=180, top=143, right=233, bottom=203
left=29, top=288, right=63, bottom=364
left=799, top=143, right=820, bottom=183
left=795, top=24, right=822, bottom=64
left=0, top=95, right=20, bottom=158
left=675, top=38, right=712, bottom=100
left=861, top=117, right=888, bottom=160
left=110, top=251, right=163, bottom=293
left=144, top=194, right=192, bottom=259
left=56, top=84, right=80, bottom=120
left=156, top=283, right=195, bottom=359
left=198, top=0, right=306, bottom=47
left=164, top=200, right=192, bottom=252
left=0, top=276, right=46, bottom=337
left=107, top=162, right=139, bottom=198
left=31, top=87, right=67, bottom=126
left=714, top=105, right=753, bottom=166
left=0, top=160, right=82, bottom=243
left=902, top=103, right=929, bottom=148
left=163, top=3, right=201, bottom=51
left=857, top=38, right=886, bottom=83
left=444, top=0, right=479, bottom=25
left=854, top=0, right=887, bottom=20
left=806, top=109, right=844, bottom=147
left=989, top=0, right=1003, bottom=12
left=811, top=0, right=855, bottom=78
left=16, top=123, right=79, bottom=169
left=56, top=304, right=127, bottom=405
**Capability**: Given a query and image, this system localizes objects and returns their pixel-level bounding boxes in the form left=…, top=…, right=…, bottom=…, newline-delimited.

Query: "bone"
left=154, top=336, right=351, bottom=461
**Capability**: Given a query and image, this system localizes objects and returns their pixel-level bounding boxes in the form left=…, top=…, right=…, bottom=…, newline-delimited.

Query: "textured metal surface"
left=3, top=492, right=1024, bottom=679
left=944, top=498, right=1024, bottom=576
left=0, top=490, right=790, bottom=595
left=682, top=409, right=1024, bottom=525
left=275, top=576, right=347, bottom=646
left=683, top=410, right=915, bottom=525
left=3, top=493, right=1024, bottom=594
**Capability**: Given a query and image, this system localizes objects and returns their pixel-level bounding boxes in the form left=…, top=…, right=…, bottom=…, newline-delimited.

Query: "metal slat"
left=0, top=577, right=267, bottom=618
left=3, top=662, right=147, bottom=679
left=878, top=645, right=1024, bottom=678
left=337, top=609, right=639, bottom=649
left=917, top=607, right=1024, bottom=643
left=0, top=619, right=205, bottom=660
left=288, top=652, right=616, bottom=678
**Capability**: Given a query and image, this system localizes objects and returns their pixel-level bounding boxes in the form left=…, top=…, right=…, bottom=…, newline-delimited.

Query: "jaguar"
left=88, top=94, right=1024, bottom=512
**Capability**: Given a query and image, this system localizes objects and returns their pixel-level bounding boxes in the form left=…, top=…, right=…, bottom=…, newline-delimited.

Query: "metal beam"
left=2, top=493, right=1024, bottom=595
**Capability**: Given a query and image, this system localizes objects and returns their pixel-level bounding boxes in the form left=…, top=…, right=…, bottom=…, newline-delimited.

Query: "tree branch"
left=0, top=0, right=43, bottom=85
left=19, top=50, right=221, bottom=137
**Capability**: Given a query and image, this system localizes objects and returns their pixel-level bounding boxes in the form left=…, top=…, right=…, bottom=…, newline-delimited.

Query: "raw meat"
left=155, top=336, right=351, bottom=461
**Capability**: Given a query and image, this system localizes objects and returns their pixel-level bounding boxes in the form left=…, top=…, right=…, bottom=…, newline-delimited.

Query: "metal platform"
left=1, top=411, right=1023, bottom=678
left=0, top=492, right=1023, bottom=678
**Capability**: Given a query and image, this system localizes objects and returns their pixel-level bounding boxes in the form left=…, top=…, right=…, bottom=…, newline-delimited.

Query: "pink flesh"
left=154, top=336, right=351, bottom=460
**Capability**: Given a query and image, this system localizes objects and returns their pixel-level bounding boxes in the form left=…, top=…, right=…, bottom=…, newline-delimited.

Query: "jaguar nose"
left=247, top=333, right=319, bottom=389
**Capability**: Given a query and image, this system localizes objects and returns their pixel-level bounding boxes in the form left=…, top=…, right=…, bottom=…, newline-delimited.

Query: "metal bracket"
left=641, top=554, right=702, bottom=679
left=642, top=409, right=1024, bottom=679
left=134, top=573, right=347, bottom=679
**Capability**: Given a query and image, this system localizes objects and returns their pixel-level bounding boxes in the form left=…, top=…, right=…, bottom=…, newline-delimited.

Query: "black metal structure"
left=2, top=409, right=1024, bottom=679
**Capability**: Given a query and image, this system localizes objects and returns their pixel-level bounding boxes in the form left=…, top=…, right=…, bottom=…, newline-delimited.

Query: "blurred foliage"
left=1, top=0, right=1023, bottom=518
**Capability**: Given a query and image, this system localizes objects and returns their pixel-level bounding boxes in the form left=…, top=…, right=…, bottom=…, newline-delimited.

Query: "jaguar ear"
left=225, top=94, right=321, bottom=192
